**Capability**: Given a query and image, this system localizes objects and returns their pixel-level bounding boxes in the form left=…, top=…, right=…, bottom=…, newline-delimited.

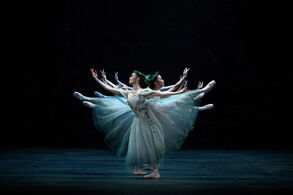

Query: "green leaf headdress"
left=133, top=70, right=150, bottom=86
left=145, top=71, right=159, bottom=84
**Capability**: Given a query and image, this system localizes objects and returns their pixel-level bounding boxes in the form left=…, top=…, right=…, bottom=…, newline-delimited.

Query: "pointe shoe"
left=201, top=80, right=216, bottom=93
left=73, top=91, right=84, bottom=101
left=198, top=104, right=214, bottom=111
left=82, top=101, right=96, bottom=108
left=193, top=92, right=205, bottom=101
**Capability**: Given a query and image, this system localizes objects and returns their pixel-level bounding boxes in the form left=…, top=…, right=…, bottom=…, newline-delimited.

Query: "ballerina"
left=74, top=68, right=216, bottom=179
left=91, top=68, right=192, bottom=178
left=73, top=68, right=214, bottom=158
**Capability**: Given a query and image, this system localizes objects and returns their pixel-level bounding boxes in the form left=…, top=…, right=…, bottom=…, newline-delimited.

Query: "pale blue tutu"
left=91, top=89, right=202, bottom=168
left=92, top=96, right=134, bottom=157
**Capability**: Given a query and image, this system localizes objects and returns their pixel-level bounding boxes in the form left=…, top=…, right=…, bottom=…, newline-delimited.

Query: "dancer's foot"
left=193, top=92, right=205, bottom=101
left=198, top=104, right=214, bottom=111
left=201, top=80, right=216, bottom=93
left=82, top=101, right=96, bottom=108
left=73, top=91, right=84, bottom=101
left=133, top=169, right=147, bottom=175
left=144, top=172, right=160, bottom=179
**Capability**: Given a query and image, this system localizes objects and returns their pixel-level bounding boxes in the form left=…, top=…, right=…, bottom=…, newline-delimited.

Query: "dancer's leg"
left=189, top=80, right=216, bottom=98
left=73, top=91, right=85, bottom=100
left=73, top=91, right=99, bottom=104
left=144, top=164, right=160, bottom=179
left=82, top=101, right=96, bottom=108
left=193, top=92, right=205, bottom=101
left=197, top=104, right=214, bottom=111
left=200, top=80, right=216, bottom=94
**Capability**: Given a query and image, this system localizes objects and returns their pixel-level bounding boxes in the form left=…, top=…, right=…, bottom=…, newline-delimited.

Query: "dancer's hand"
left=115, top=72, right=119, bottom=81
left=197, top=81, right=203, bottom=89
left=115, top=84, right=121, bottom=89
left=122, top=84, right=128, bottom=91
left=179, top=67, right=190, bottom=80
left=182, top=67, right=190, bottom=77
left=100, top=69, right=107, bottom=80
left=90, top=68, right=98, bottom=81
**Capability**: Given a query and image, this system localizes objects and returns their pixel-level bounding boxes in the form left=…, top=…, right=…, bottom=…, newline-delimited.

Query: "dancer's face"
left=155, top=75, right=165, bottom=88
left=129, top=73, right=139, bottom=85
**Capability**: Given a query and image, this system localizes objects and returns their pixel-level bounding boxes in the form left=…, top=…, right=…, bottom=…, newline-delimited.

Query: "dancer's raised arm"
left=176, top=80, right=202, bottom=92
left=166, top=67, right=189, bottom=92
left=90, top=68, right=128, bottom=97
left=100, top=69, right=117, bottom=89
left=176, top=80, right=188, bottom=91
left=115, top=72, right=133, bottom=90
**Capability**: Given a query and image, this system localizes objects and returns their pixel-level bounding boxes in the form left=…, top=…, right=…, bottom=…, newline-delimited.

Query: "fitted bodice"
left=127, top=90, right=148, bottom=114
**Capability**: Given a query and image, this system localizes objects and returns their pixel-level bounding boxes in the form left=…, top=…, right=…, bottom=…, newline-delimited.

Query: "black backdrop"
left=3, top=0, right=292, bottom=150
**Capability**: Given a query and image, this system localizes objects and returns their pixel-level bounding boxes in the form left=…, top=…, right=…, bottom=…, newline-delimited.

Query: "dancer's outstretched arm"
left=160, top=85, right=175, bottom=91
left=100, top=69, right=117, bottom=89
left=176, top=81, right=202, bottom=92
left=115, top=72, right=133, bottom=90
left=100, top=70, right=129, bottom=90
left=176, top=80, right=188, bottom=91
left=167, top=75, right=186, bottom=92
left=149, top=87, right=188, bottom=98
left=91, top=68, right=128, bottom=97
left=166, top=67, right=190, bottom=92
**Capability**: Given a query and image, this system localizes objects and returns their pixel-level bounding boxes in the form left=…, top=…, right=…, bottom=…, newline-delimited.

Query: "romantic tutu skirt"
left=91, top=89, right=202, bottom=168
left=92, top=96, right=134, bottom=157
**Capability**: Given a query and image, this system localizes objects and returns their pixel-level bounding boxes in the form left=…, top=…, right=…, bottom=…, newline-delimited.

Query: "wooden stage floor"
left=1, top=148, right=293, bottom=194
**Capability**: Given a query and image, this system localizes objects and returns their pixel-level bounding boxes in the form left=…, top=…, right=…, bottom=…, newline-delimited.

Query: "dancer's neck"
left=132, top=83, right=142, bottom=91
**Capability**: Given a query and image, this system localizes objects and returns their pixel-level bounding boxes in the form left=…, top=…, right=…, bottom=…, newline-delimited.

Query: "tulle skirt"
left=91, top=89, right=201, bottom=168
left=92, top=96, right=135, bottom=157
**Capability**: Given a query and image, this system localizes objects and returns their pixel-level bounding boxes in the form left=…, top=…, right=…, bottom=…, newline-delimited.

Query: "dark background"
left=3, top=0, right=292, bottom=150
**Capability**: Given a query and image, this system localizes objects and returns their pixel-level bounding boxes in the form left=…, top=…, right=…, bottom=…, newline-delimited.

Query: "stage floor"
left=0, top=148, right=293, bottom=194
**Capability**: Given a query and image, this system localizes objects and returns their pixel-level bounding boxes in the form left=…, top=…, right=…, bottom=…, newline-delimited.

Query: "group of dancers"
left=73, top=67, right=216, bottom=179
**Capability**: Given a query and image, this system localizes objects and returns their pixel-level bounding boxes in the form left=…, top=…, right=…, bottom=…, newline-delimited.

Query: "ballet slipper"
left=82, top=101, right=96, bottom=108
left=73, top=91, right=84, bottom=101
left=197, top=104, right=214, bottom=111
left=201, top=80, right=216, bottom=93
